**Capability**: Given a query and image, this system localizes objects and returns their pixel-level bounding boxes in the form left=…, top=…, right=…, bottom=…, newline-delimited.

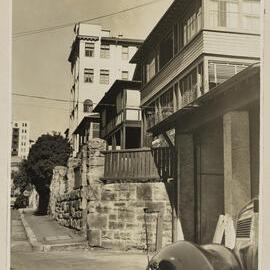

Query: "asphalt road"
left=11, top=250, right=148, bottom=270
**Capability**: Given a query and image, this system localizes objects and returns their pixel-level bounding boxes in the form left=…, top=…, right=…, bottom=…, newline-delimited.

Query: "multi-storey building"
left=131, top=0, right=260, bottom=245
left=94, top=80, right=141, bottom=150
left=68, top=23, right=143, bottom=153
left=11, top=121, right=31, bottom=159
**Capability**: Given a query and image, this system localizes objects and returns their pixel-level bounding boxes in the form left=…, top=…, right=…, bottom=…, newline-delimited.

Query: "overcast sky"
left=12, top=0, right=173, bottom=140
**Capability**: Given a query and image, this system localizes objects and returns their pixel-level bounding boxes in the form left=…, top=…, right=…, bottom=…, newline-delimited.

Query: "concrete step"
left=11, top=241, right=32, bottom=252
left=12, top=234, right=27, bottom=241
left=43, top=241, right=88, bottom=252
left=12, top=226, right=26, bottom=233
left=12, top=220, right=23, bottom=225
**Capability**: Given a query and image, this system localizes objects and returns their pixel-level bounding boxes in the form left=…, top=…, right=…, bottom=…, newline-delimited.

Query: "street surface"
left=11, top=210, right=148, bottom=270
left=11, top=250, right=148, bottom=270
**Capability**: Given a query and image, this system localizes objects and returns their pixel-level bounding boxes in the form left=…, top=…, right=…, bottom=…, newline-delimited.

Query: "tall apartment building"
left=131, top=0, right=260, bottom=244
left=68, top=23, right=143, bottom=153
left=11, top=121, right=31, bottom=159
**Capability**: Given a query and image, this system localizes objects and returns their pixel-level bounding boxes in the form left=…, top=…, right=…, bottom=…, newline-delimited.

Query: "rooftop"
left=130, top=0, right=189, bottom=63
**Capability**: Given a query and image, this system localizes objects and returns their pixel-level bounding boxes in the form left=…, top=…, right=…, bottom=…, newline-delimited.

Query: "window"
left=208, top=0, right=260, bottom=32
left=83, top=99, right=93, bottom=113
left=92, top=123, right=100, bottom=138
left=100, top=69, right=109, bottom=84
left=85, top=42, right=95, bottom=57
left=183, top=6, right=202, bottom=46
left=84, top=68, right=94, bottom=83
left=159, top=33, right=173, bottom=69
left=122, top=46, right=129, bottom=60
left=179, top=68, right=198, bottom=106
left=122, top=71, right=129, bottom=80
left=208, top=61, right=249, bottom=89
left=160, top=88, right=174, bottom=120
left=100, top=44, right=110, bottom=58
left=146, top=57, right=156, bottom=82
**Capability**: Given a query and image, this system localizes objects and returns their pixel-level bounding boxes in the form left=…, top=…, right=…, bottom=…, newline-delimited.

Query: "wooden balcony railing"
left=101, top=147, right=176, bottom=182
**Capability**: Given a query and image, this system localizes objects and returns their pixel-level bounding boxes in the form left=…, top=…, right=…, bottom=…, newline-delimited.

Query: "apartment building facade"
left=68, top=23, right=143, bottom=154
left=131, top=0, right=260, bottom=245
left=11, top=121, right=31, bottom=159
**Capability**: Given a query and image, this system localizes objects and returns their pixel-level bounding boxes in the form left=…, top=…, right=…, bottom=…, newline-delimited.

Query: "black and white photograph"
left=1, top=0, right=269, bottom=269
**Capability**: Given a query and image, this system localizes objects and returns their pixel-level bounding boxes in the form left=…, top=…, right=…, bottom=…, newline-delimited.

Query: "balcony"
left=100, top=108, right=141, bottom=138
left=146, top=85, right=198, bottom=130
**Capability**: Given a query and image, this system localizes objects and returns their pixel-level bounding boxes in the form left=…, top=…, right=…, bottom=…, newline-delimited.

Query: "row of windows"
left=85, top=42, right=129, bottom=60
left=208, top=0, right=260, bottom=32
left=21, top=129, right=28, bottom=134
left=14, top=122, right=27, bottom=127
left=144, top=60, right=250, bottom=128
left=84, top=69, right=129, bottom=84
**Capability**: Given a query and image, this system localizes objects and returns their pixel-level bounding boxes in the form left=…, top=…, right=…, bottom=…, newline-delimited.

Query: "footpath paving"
left=21, top=209, right=86, bottom=251
left=11, top=209, right=32, bottom=252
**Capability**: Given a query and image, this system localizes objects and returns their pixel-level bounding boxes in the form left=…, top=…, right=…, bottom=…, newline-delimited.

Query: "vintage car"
left=147, top=198, right=258, bottom=270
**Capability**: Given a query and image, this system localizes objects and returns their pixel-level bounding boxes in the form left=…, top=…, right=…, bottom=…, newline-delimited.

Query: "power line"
left=13, top=0, right=163, bottom=38
left=12, top=92, right=173, bottom=109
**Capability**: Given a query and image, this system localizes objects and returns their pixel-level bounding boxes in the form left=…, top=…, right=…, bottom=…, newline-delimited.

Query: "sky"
left=12, top=0, right=173, bottom=141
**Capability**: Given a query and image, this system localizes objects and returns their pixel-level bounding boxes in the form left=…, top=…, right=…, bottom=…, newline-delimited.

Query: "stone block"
left=108, top=221, right=124, bottom=230
left=87, top=229, right=101, bottom=247
left=137, top=184, right=152, bottom=200
left=102, top=230, right=114, bottom=240
left=114, top=202, right=126, bottom=207
left=145, top=201, right=165, bottom=214
left=114, top=231, right=120, bottom=240
left=88, top=214, right=108, bottom=229
left=126, top=223, right=138, bottom=230
left=153, top=183, right=169, bottom=201
left=109, top=214, right=117, bottom=221
left=118, top=209, right=135, bottom=221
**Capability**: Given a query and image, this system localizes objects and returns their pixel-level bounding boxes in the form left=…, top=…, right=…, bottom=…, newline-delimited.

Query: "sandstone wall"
left=86, top=182, right=173, bottom=251
left=49, top=138, right=174, bottom=251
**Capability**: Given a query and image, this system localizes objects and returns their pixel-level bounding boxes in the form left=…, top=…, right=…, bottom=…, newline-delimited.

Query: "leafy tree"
left=26, top=132, right=71, bottom=215
left=12, top=160, right=31, bottom=208
left=13, top=160, right=30, bottom=193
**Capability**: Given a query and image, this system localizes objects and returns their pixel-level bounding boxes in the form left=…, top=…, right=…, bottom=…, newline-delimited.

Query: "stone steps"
left=11, top=240, right=32, bottom=252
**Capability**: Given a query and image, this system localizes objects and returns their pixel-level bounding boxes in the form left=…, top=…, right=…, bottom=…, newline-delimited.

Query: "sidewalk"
left=21, top=209, right=87, bottom=251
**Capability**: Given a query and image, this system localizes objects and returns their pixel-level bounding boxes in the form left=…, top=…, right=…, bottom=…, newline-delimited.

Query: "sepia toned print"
left=11, top=0, right=261, bottom=269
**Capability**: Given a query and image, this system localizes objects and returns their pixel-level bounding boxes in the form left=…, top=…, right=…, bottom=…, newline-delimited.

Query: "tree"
left=12, top=160, right=31, bottom=209
left=13, top=160, right=30, bottom=193
left=26, top=132, right=71, bottom=214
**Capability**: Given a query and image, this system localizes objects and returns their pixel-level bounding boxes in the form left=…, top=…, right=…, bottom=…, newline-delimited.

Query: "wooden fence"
left=101, top=147, right=176, bottom=181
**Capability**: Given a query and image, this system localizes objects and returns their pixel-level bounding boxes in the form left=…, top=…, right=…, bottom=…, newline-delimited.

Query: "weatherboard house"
left=130, top=0, right=260, bottom=244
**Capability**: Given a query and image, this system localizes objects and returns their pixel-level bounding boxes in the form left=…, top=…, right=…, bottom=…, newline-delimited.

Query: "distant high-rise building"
left=68, top=23, right=143, bottom=154
left=11, top=121, right=31, bottom=159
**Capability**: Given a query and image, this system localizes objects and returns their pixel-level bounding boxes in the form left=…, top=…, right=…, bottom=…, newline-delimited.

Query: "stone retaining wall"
left=87, top=182, right=173, bottom=251
left=54, top=188, right=86, bottom=231
left=49, top=138, right=174, bottom=251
